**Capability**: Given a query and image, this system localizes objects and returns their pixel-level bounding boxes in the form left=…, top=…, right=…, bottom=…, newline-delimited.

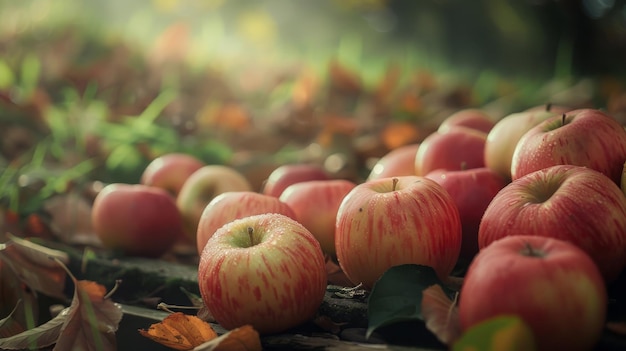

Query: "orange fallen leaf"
left=139, top=312, right=218, bottom=350
left=194, top=325, right=262, bottom=351
left=381, top=122, right=420, bottom=150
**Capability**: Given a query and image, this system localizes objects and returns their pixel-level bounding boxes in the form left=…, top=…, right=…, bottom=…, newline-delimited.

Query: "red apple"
left=511, top=108, right=626, bottom=184
left=425, top=167, right=507, bottom=263
left=262, top=164, right=330, bottom=197
left=176, top=165, right=253, bottom=241
left=437, top=108, right=495, bottom=134
left=140, top=153, right=205, bottom=196
left=196, top=191, right=297, bottom=254
left=91, top=184, right=183, bottom=257
left=479, top=165, right=626, bottom=282
left=415, top=127, right=487, bottom=176
left=367, top=143, right=420, bottom=181
left=198, top=213, right=327, bottom=334
left=459, top=235, right=607, bottom=351
left=279, top=179, right=356, bottom=255
left=335, top=176, right=462, bottom=289
left=484, top=105, right=569, bottom=180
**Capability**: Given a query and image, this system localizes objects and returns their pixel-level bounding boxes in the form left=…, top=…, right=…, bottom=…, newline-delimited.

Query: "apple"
left=511, top=108, right=626, bottom=184
left=279, top=179, right=357, bottom=255
left=437, top=108, right=495, bottom=134
left=479, top=165, right=626, bottom=282
left=198, top=213, right=327, bottom=334
left=459, top=235, right=607, bottom=351
left=425, top=167, right=507, bottom=263
left=140, top=153, right=205, bottom=196
left=484, top=104, right=569, bottom=180
left=196, top=191, right=297, bottom=254
left=367, top=143, right=420, bottom=181
left=176, top=165, right=253, bottom=241
left=415, top=127, right=487, bottom=176
left=335, top=176, right=462, bottom=289
left=91, top=184, right=183, bottom=257
left=262, top=164, right=330, bottom=197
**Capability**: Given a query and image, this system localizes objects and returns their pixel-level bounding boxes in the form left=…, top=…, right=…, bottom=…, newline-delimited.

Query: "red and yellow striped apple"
left=367, top=143, right=420, bottom=181
left=279, top=179, right=356, bottom=255
left=176, top=165, right=253, bottom=241
left=198, top=213, right=327, bottom=334
left=92, top=184, right=183, bottom=257
left=479, top=165, right=626, bottom=282
left=425, top=167, right=507, bottom=263
left=437, top=108, right=495, bottom=134
left=335, top=176, right=462, bottom=289
left=196, top=191, right=297, bottom=254
left=262, top=164, right=330, bottom=197
left=511, top=108, right=626, bottom=184
left=460, top=235, right=607, bottom=351
left=415, top=127, right=487, bottom=176
left=140, top=153, right=205, bottom=196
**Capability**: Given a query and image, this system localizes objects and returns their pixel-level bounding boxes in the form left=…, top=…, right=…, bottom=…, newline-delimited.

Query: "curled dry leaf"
left=0, top=233, right=69, bottom=299
left=139, top=312, right=218, bottom=350
left=194, top=325, right=262, bottom=351
left=421, top=284, right=462, bottom=345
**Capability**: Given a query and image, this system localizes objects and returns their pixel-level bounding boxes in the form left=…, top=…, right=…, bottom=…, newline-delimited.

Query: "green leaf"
left=452, top=315, right=536, bottom=351
left=366, top=264, right=452, bottom=339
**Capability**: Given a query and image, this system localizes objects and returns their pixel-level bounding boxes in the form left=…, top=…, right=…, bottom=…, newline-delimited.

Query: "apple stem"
left=561, top=113, right=567, bottom=125
left=545, top=102, right=552, bottom=112
left=247, top=226, right=254, bottom=246
left=460, top=161, right=467, bottom=171
left=392, top=177, right=399, bottom=191
left=521, top=242, right=544, bottom=258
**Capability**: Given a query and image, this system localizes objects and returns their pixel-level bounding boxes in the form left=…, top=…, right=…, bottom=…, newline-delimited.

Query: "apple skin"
left=459, top=235, right=607, bottom=351
left=478, top=165, right=626, bottom=282
left=176, top=165, right=253, bottom=241
left=511, top=108, right=626, bottom=184
left=425, top=167, right=507, bottom=263
left=367, top=143, right=420, bottom=181
left=262, top=164, right=330, bottom=197
left=198, top=213, right=327, bottom=334
left=414, top=127, right=487, bottom=176
left=437, top=108, right=495, bottom=134
left=91, top=183, right=183, bottom=257
left=196, top=191, right=297, bottom=254
left=484, top=107, right=566, bottom=180
left=335, top=176, right=462, bottom=289
left=279, top=179, right=357, bottom=255
left=140, top=153, right=205, bottom=196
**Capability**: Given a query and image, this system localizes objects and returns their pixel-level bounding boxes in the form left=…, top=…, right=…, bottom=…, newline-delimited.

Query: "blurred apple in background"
left=196, top=191, right=296, bottom=254
left=484, top=104, right=569, bottom=180
left=92, top=184, right=183, bottom=257
left=335, top=176, right=461, bottom=289
left=140, top=153, right=205, bottom=196
left=262, top=163, right=330, bottom=197
left=367, top=143, right=420, bottom=181
left=437, top=108, right=495, bottom=134
left=415, top=127, right=487, bottom=176
left=425, top=167, right=507, bottom=263
left=279, top=179, right=356, bottom=255
left=479, top=165, right=626, bottom=282
left=198, top=213, right=327, bottom=334
left=511, top=108, right=626, bottom=184
left=459, top=235, right=607, bottom=351
left=176, top=165, right=253, bottom=241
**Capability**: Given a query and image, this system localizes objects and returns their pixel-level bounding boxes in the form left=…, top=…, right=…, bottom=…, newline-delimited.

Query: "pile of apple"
left=91, top=105, right=626, bottom=349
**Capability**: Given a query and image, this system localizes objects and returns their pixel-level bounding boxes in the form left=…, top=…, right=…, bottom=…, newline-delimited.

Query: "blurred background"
left=2, top=0, right=626, bottom=215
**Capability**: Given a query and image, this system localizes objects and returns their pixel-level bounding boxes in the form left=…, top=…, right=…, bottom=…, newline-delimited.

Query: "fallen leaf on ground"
left=139, top=312, right=218, bottom=350
left=421, top=284, right=462, bottom=345
left=0, top=233, right=69, bottom=299
left=194, top=325, right=261, bottom=351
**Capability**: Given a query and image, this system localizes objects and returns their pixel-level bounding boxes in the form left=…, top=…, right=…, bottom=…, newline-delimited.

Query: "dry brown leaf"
left=139, top=312, right=218, bottom=350
left=194, top=325, right=261, bottom=351
left=0, top=233, right=69, bottom=299
left=421, top=284, right=462, bottom=346
left=381, top=122, right=420, bottom=150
